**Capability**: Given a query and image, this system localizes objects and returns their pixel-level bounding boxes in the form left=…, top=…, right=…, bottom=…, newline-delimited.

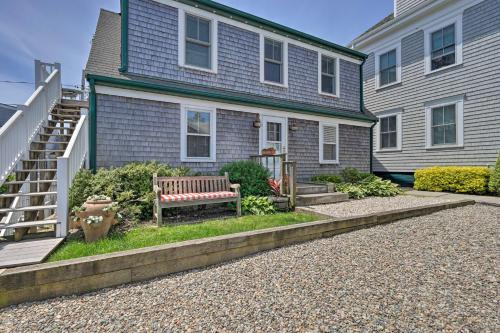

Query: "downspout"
left=119, top=0, right=129, bottom=72
left=88, top=78, right=97, bottom=172
left=359, top=57, right=376, bottom=173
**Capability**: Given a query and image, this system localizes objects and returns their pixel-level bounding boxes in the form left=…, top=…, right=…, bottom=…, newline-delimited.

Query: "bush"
left=489, top=152, right=500, bottom=196
left=414, top=166, right=490, bottom=194
left=69, top=162, right=190, bottom=221
left=336, top=183, right=366, bottom=199
left=241, top=196, right=276, bottom=215
left=340, top=167, right=372, bottom=184
left=311, top=174, right=343, bottom=184
left=336, top=176, right=401, bottom=199
left=220, top=161, right=271, bottom=197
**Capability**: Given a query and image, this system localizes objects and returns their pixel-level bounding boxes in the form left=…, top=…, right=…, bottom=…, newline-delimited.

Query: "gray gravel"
left=306, top=194, right=456, bottom=218
left=2, top=204, right=499, bottom=332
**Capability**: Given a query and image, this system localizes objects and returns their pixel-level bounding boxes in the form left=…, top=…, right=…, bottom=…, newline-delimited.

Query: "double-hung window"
left=320, top=55, right=338, bottom=96
left=430, top=24, right=456, bottom=71
left=380, top=116, right=398, bottom=149
left=431, top=104, right=456, bottom=146
left=379, top=49, right=397, bottom=87
left=264, top=38, right=283, bottom=84
left=181, top=106, right=216, bottom=162
left=185, top=14, right=212, bottom=70
left=319, top=123, right=339, bottom=164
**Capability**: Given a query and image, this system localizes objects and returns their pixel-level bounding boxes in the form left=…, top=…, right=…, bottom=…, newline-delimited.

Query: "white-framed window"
left=424, top=14, right=462, bottom=74
left=180, top=105, right=217, bottom=162
left=260, top=34, right=288, bottom=87
left=376, top=110, right=402, bottom=152
left=374, top=42, right=401, bottom=89
left=319, top=123, right=339, bottom=164
left=178, top=9, right=218, bottom=73
left=318, top=53, right=340, bottom=97
left=425, top=95, right=464, bottom=149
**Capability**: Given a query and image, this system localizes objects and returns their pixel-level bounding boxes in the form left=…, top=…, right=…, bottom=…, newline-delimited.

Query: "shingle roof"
left=352, top=13, right=395, bottom=45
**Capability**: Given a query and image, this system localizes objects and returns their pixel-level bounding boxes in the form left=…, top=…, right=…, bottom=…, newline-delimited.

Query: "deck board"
left=0, top=238, right=64, bottom=268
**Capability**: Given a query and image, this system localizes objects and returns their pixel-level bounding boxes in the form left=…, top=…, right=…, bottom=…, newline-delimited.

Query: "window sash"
left=431, top=105, right=457, bottom=145
left=321, top=124, right=338, bottom=162
left=379, top=49, right=397, bottom=86
left=430, top=24, right=456, bottom=70
left=185, top=110, right=212, bottom=158
left=379, top=116, right=398, bottom=149
left=185, top=14, right=212, bottom=69
left=264, top=38, right=283, bottom=83
left=321, top=55, right=336, bottom=94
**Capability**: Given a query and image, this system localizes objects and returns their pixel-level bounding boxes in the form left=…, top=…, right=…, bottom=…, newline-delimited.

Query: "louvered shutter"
left=322, top=125, right=337, bottom=162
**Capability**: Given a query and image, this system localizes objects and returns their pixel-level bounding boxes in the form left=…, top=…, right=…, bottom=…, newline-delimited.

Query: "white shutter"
left=323, top=125, right=337, bottom=144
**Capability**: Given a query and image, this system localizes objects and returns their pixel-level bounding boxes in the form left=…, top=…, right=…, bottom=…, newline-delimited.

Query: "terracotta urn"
left=76, top=197, right=117, bottom=242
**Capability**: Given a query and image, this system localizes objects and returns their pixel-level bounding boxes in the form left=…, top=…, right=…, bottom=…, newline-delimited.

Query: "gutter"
left=119, top=0, right=128, bottom=72
left=358, top=58, right=377, bottom=173
left=88, top=78, right=97, bottom=171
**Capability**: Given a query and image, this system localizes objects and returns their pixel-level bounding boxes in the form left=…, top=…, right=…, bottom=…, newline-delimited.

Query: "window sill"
left=179, top=64, right=217, bottom=74
left=181, top=158, right=216, bottom=163
left=375, top=148, right=402, bottom=153
left=261, top=80, right=288, bottom=88
left=319, top=160, right=339, bottom=165
left=319, top=91, right=339, bottom=98
left=425, top=144, right=463, bottom=151
left=375, top=80, right=401, bottom=91
left=425, top=62, right=462, bottom=76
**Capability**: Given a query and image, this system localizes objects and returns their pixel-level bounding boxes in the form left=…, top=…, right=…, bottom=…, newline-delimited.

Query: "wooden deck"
left=0, top=238, right=64, bottom=268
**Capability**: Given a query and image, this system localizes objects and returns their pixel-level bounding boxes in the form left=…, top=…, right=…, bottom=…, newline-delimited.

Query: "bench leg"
left=236, top=197, right=242, bottom=217
left=156, top=200, right=163, bottom=226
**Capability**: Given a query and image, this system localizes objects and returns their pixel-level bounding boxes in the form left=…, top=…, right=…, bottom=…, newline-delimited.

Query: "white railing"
left=56, top=112, right=89, bottom=237
left=0, top=66, right=61, bottom=184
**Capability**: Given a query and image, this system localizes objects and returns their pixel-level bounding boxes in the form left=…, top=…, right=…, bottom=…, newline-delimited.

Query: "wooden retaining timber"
left=0, top=199, right=474, bottom=308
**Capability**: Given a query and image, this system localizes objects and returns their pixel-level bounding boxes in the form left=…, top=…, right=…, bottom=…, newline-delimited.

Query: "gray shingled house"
left=85, top=0, right=377, bottom=181
left=350, top=0, right=500, bottom=183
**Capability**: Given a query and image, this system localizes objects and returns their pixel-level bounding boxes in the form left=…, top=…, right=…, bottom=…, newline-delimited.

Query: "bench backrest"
left=154, top=173, right=231, bottom=195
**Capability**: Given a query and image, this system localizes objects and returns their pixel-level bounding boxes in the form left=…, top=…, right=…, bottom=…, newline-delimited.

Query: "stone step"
left=296, top=183, right=329, bottom=195
left=0, top=191, right=57, bottom=199
left=0, top=219, right=58, bottom=230
left=0, top=205, right=57, bottom=214
left=296, top=192, right=349, bottom=206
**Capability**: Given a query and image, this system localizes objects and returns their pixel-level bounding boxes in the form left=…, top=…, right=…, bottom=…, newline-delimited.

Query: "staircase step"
left=32, top=141, right=68, bottom=145
left=4, top=179, right=56, bottom=185
left=50, top=114, right=80, bottom=119
left=48, top=119, right=78, bottom=124
left=0, top=205, right=57, bottom=214
left=22, top=159, right=58, bottom=162
left=16, top=169, right=57, bottom=173
left=297, top=184, right=330, bottom=195
left=296, top=192, right=349, bottom=206
left=0, top=191, right=57, bottom=199
left=39, top=133, right=73, bottom=137
left=44, top=125, right=75, bottom=130
left=0, top=219, right=58, bottom=229
left=30, top=149, right=66, bottom=153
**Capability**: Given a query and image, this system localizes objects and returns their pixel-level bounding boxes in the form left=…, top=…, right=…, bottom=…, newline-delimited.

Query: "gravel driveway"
left=2, top=204, right=499, bottom=332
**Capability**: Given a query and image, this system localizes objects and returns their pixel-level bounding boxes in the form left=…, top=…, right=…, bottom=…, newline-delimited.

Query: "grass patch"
left=49, top=212, right=321, bottom=262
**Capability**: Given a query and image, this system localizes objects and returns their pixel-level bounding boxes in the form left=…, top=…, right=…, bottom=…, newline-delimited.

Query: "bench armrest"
left=153, top=185, right=161, bottom=198
left=230, top=183, right=240, bottom=195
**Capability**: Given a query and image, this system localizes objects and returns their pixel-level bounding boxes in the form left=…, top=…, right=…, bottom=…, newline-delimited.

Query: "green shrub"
left=0, top=174, right=15, bottom=194
left=220, top=161, right=271, bottom=197
left=69, top=162, right=190, bottom=221
left=336, top=183, right=367, bottom=199
left=241, top=196, right=276, bottom=215
left=489, top=152, right=500, bottom=196
left=414, top=166, right=490, bottom=194
left=360, top=177, right=401, bottom=197
left=311, top=174, right=343, bottom=183
left=340, top=167, right=372, bottom=184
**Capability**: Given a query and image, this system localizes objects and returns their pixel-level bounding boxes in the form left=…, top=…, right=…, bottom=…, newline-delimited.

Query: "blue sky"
left=0, top=0, right=392, bottom=105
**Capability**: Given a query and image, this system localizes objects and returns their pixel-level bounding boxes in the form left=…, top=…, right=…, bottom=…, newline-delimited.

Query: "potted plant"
left=267, top=179, right=289, bottom=211
left=74, top=195, right=119, bottom=242
left=261, top=147, right=276, bottom=156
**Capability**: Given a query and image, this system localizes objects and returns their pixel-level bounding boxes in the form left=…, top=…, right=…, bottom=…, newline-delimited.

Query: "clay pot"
left=76, top=198, right=117, bottom=242
left=261, top=147, right=276, bottom=156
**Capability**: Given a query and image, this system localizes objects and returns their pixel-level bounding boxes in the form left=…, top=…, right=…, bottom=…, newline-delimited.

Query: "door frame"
left=259, top=115, right=288, bottom=155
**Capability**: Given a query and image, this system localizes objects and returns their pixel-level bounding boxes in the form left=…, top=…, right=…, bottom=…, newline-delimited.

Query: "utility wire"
left=0, top=80, right=81, bottom=88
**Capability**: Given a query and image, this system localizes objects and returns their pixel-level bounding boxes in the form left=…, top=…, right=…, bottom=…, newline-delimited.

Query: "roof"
left=351, top=13, right=395, bottom=45
left=85, top=10, right=376, bottom=123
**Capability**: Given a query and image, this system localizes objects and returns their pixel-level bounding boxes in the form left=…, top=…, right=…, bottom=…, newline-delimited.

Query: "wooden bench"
left=153, top=172, right=241, bottom=225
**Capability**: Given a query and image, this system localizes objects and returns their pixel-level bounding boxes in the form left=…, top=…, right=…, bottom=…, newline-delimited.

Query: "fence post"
left=56, top=157, right=69, bottom=237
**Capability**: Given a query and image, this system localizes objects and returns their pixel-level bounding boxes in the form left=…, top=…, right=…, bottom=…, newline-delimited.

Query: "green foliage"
left=335, top=176, right=401, bottom=199
left=414, top=166, right=490, bottom=194
left=311, top=174, right=343, bottom=184
left=69, top=162, right=190, bottom=222
left=241, top=196, right=276, bottom=215
left=219, top=161, right=271, bottom=197
left=488, top=152, right=500, bottom=196
left=340, top=167, right=372, bottom=184
left=336, top=183, right=367, bottom=199
left=0, top=174, right=15, bottom=194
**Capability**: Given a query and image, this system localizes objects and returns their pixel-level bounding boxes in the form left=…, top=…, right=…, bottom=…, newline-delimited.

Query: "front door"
left=260, top=116, right=287, bottom=179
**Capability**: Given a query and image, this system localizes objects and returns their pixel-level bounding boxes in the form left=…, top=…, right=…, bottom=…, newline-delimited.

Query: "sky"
left=0, top=0, right=393, bottom=105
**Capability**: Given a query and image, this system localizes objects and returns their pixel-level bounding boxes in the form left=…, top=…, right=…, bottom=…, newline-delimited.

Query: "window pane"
left=387, top=50, right=396, bottom=67
left=274, top=42, right=282, bottom=62
left=198, top=18, right=210, bottom=43
left=432, top=107, right=444, bottom=126
left=187, top=111, right=210, bottom=134
left=443, top=25, right=455, bottom=47
left=264, top=61, right=282, bottom=83
left=323, top=144, right=336, bottom=161
left=187, top=135, right=210, bottom=158
left=186, top=15, right=198, bottom=40
left=445, top=124, right=456, bottom=144
left=388, top=67, right=397, bottom=84
left=432, top=30, right=442, bottom=52
left=322, top=56, right=335, bottom=75
left=444, top=105, right=456, bottom=124
left=381, top=133, right=389, bottom=148
left=380, top=53, right=388, bottom=70
left=264, top=39, right=273, bottom=59
left=389, top=132, right=397, bottom=148
left=381, top=117, right=388, bottom=132
left=321, top=57, right=328, bottom=73
left=267, top=122, right=281, bottom=142
left=186, top=42, right=210, bottom=68
left=321, top=75, right=334, bottom=94
left=388, top=116, right=397, bottom=132
left=432, top=126, right=445, bottom=145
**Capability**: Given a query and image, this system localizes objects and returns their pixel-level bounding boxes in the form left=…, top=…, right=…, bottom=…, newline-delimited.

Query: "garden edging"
left=0, top=199, right=474, bottom=308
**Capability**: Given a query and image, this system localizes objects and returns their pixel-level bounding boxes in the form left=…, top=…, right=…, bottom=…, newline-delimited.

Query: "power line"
left=0, top=80, right=81, bottom=88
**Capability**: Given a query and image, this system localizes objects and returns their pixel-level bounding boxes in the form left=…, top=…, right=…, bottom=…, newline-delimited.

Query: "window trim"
left=374, top=42, right=401, bottom=90
left=319, top=122, right=339, bottom=164
left=180, top=104, right=217, bottom=162
left=375, top=110, right=402, bottom=152
left=178, top=8, right=218, bottom=74
left=424, top=14, right=462, bottom=75
left=260, top=34, right=288, bottom=88
left=318, top=53, right=340, bottom=98
left=424, top=95, right=464, bottom=149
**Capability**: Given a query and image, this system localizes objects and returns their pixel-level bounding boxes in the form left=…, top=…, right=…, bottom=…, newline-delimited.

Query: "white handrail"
left=0, top=68, right=61, bottom=184
left=56, top=113, right=89, bottom=237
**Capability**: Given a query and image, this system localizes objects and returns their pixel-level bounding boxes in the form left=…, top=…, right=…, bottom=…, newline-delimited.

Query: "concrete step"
left=0, top=205, right=57, bottom=214
left=0, top=219, right=58, bottom=230
left=296, top=183, right=329, bottom=195
left=296, top=192, right=349, bottom=206
left=0, top=191, right=57, bottom=199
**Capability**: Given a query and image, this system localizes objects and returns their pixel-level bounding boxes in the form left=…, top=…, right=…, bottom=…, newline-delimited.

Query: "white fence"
left=0, top=66, right=61, bottom=184
left=56, top=113, right=89, bottom=237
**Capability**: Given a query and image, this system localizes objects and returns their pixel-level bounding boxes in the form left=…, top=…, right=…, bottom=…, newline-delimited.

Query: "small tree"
left=489, top=151, right=500, bottom=196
